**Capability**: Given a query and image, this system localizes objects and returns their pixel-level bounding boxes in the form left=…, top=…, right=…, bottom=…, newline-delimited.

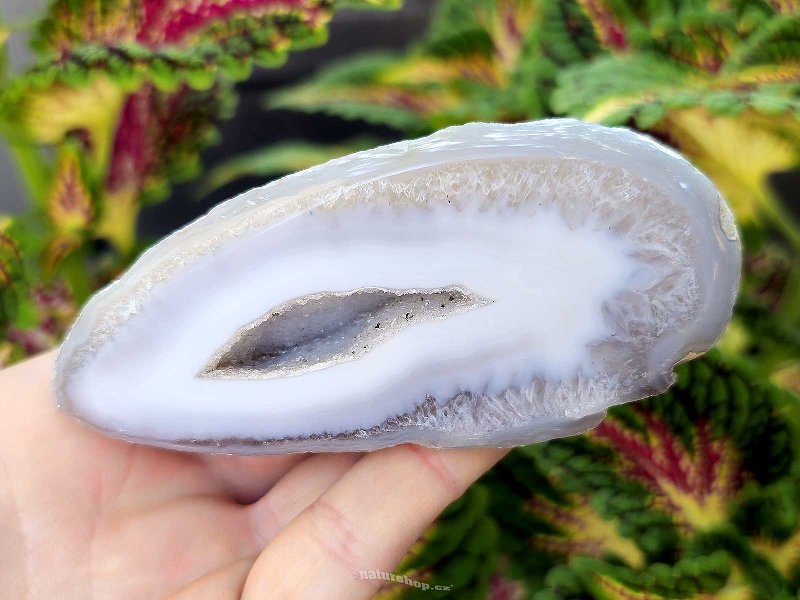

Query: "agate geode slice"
left=54, top=119, right=741, bottom=454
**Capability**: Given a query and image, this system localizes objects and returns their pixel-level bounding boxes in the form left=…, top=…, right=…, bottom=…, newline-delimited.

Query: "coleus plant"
left=0, top=0, right=398, bottom=364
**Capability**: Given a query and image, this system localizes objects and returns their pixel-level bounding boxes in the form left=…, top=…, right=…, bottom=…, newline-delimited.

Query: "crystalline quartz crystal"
left=54, top=120, right=741, bottom=454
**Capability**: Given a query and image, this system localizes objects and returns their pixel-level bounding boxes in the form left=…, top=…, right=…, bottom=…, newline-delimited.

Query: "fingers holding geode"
left=244, top=452, right=362, bottom=551
left=163, top=557, right=253, bottom=600
left=241, top=445, right=506, bottom=599
left=201, top=454, right=308, bottom=504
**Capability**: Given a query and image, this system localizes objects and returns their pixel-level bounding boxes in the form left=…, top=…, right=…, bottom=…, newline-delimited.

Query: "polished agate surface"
left=54, top=119, right=741, bottom=454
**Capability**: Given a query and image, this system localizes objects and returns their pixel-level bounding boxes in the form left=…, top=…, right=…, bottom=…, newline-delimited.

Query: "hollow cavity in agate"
left=54, top=119, right=741, bottom=454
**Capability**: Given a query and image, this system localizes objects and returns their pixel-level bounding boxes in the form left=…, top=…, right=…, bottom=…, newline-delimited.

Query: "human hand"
left=0, top=351, right=506, bottom=599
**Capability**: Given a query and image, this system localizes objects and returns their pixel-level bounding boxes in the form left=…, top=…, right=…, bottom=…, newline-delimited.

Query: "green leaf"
left=553, top=54, right=690, bottom=118
left=701, top=91, right=746, bottom=116
left=724, top=14, right=800, bottom=81
left=634, top=102, right=667, bottom=128
left=750, top=90, right=795, bottom=115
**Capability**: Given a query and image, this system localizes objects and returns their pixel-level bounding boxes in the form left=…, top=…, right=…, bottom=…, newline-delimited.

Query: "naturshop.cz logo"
left=352, top=569, right=452, bottom=592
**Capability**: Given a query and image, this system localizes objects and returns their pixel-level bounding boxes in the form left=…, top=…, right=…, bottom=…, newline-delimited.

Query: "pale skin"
left=0, top=350, right=507, bottom=599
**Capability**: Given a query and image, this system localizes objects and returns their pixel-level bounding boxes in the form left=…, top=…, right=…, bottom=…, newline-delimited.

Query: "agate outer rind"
left=54, top=119, right=741, bottom=454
